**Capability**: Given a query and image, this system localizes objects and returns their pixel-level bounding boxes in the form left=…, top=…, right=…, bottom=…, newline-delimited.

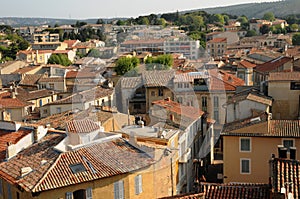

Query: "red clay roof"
left=268, top=71, right=300, bottom=81
left=67, top=119, right=100, bottom=133
left=209, top=69, right=245, bottom=91
left=207, top=38, right=227, bottom=43
left=0, top=128, right=32, bottom=161
left=0, top=91, right=32, bottom=108
left=0, top=133, right=153, bottom=193
left=152, top=98, right=204, bottom=120
left=238, top=60, right=256, bottom=69
left=255, top=56, right=293, bottom=73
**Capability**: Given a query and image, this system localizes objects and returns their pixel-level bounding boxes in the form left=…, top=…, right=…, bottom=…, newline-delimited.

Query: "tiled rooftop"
left=38, top=76, right=64, bottom=83
left=270, top=158, right=300, bottom=199
left=67, top=119, right=101, bottom=133
left=0, top=91, right=32, bottom=108
left=238, top=60, right=256, bottom=69
left=0, top=128, right=32, bottom=161
left=222, top=120, right=300, bottom=138
left=19, top=74, right=43, bottom=86
left=200, top=183, right=270, bottom=199
left=268, top=71, right=300, bottom=81
left=227, top=89, right=272, bottom=106
left=142, top=70, right=175, bottom=87
left=152, top=98, right=204, bottom=120
left=255, top=56, right=293, bottom=73
left=0, top=133, right=153, bottom=193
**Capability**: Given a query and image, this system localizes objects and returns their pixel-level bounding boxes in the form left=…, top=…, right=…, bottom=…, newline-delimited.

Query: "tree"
left=260, top=24, right=270, bottom=35
left=291, top=24, right=299, bottom=32
left=263, top=12, right=275, bottom=21
left=115, top=57, right=140, bottom=75
left=96, top=19, right=104, bottom=24
left=292, top=33, right=300, bottom=45
left=245, top=30, right=257, bottom=37
left=48, top=54, right=72, bottom=66
left=145, top=54, right=173, bottom=70
left=116, top=20, right=125, bottom=26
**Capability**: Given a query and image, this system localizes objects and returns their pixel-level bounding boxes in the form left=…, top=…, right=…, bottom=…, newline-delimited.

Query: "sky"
left=0, top=0, right=278, bottom=19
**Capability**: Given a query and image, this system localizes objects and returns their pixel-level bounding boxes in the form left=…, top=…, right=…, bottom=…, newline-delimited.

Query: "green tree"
left=245, top=30, right=257, bottom=37
left=115, top=57, right=140, bottom=75
left=260, top=24, right=270, bottom=35
left=116, top=20, right=125, bottom=26
left=263, top=12, right=275, bottom=21
left=96, top=19, right=104, bottom=24
left=291, top=24, right=299, bottom=32
left=48, top=54, right=72, bottom=66
left=145, top=54, right=173, bottom=70
left=292, top=33, right=300, bottom=45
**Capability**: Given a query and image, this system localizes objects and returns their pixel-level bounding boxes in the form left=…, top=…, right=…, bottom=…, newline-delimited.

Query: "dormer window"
left=194, top=78, right=206, bottom=86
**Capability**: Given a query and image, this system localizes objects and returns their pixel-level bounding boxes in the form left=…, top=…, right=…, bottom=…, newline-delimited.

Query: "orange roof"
left=255, top=56, right=293, bottom=72
left=67, top=119, right=101, bottom=133
left=63, top=40, right=79, bottom=48
left=238, top=60, right=256, bottom=69
left=152, top=98, right=204, bottom=120
left=0, top=92, right=32, bottom=108
left=0, top=128, right=32, bottom=161
left=208, top=38, right=227, bottom=43
left=209, top=69, right=245, bottom=91
left=122, top=39, right=165, bottom=45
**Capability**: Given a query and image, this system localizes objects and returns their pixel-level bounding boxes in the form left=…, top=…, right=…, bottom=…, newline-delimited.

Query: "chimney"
left=278, top=145, right=287, bottom=159
left=129, top=131, right=138, bottom=147
left=290, top=147, right=296, bottom=160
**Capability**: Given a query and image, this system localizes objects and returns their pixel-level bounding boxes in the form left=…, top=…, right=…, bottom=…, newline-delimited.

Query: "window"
left=184, top=83, right=189, bottom=88
left=290, top=82, right=300, bottom=90
left=114, top=180, right=124, bottom=199
left=151, top=91, right=155, bottom=96
left=56, top=107, right=61, bottom=114
left=177, top=97, right=183, bottom=103
left=283, top=139, right=294, bottom=152
left=43, top=109, right=48, bottom=114
left=135, top=175, right=143, bottom=195
left=0, top=179, right=2, bottom=196
left=86, top=187, right=93, bottom=199
left=178, top=83, right=182, bottom=88
left=134, top=104, right=141, bottom=109
left=49, top=83, right=54, bottom=90
left=17, top=192, right=20, bottom=199
left=7, top=184, right=12, bottom=199
left=158, top=88, right=163, bottom=96
left=202, top=96, right=207, bottom=112
left=240, top=138, right=251, bottom=152
left=240, top=159, right=251, bottom=174
left=213, top=96, right=219, bottom=108
left=214, top=110, right=219, bottom=123
left=69, top=163, right=86, bottom=174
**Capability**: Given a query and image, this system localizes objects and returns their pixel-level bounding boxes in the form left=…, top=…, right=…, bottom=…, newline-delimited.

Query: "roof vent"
left=250, top=117, right=261, bottom=123
left=21, top=167, right=33, bottom=177
left=40, top=160, right=47, bottom=166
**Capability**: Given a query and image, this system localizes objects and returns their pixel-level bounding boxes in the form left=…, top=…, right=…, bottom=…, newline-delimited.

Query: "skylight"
left=69, top=163, right=86, bottom=174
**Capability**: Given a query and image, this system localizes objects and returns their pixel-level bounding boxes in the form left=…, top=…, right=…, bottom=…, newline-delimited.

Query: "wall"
left=146, top=87, right=173, bottom=113
left=0, top=61, right=26, bottom=75
left=226, top=100, right=268, bottom=123
left=269, top=81, right=300, bottom=119
left=223, top=136, right=300, bottom=183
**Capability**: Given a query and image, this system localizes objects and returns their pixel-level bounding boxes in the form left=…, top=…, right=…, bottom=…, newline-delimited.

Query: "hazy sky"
left=1, top=0, right=277, bottom=19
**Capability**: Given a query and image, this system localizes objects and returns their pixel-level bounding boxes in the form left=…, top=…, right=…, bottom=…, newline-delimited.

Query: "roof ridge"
left=31, top=153, right=63, bottom=193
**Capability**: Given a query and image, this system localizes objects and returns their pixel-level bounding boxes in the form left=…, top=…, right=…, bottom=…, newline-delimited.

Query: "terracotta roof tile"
left=0, top=91, right=32, bottom=108
left=19, top=74, right=43, bottom=86
left=0, top=128, right=32, bottom=161
left=270, top=158, right=300, bottom=199
left=255, top=56, right=293, bottom=73
left=67, top=119, right=101, bottom=133
left=142, top=70, right=175, bottom=87
left=238, top=60, right=256, bottom=69
left=38, top=77, right=64, bottom=83
left=152, top=98, right=204, bottom=120
left=207, top=38, right=227, bottom=43
left=222, top=120, right=300, bottom=137
left=268, top=71, right=300, bottom=81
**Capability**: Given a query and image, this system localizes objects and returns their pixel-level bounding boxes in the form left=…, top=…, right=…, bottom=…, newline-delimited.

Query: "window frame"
left=114, top=180, right=124, bottom=199
left=282, top=138, right=295, bottom=152
left=239, top=137, right=251, bottom=152
left=240, top=158, right=251, bottom=174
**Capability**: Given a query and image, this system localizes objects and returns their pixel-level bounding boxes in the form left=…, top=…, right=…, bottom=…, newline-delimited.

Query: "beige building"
left=268, top=72, right=300, bottom=120
left=236, top=60, right=256, bottom=86
left=206, top=38, right=227, bottom=59
left=222, top=119, right=300, bottom=183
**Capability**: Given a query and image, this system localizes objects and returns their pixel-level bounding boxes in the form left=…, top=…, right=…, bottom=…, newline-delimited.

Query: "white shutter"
left=138, top=175, right=142, bottom=194
left=86, top=187, right=92, bottom=199
left=135, top=175, right=143, bottom=195
left=114, top=180, right=124, bottom=199
left=119, top=180, right=124, bottom=199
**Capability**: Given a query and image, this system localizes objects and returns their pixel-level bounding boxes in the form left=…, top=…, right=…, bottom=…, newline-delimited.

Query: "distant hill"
left=1, top=0, right=300, bottom=27
left=0, top=17, right=123, bottom=27
left=201, top=0, right=300, bottom=19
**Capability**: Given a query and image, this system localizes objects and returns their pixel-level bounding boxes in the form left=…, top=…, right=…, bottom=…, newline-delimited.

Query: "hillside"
left=201, top=0, right=300, bottom=18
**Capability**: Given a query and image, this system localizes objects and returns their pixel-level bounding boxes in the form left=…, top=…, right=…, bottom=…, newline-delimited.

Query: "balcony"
left=179, top=148, right=191, bottom=163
